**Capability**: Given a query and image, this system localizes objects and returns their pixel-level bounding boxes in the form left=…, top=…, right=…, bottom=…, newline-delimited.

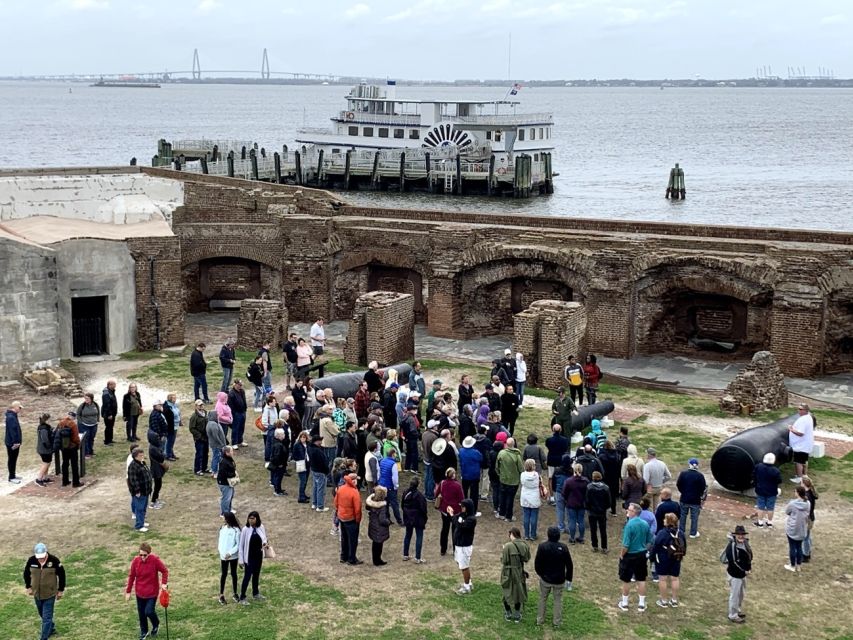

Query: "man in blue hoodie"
left=5, top=401, right=23, bottom=484
left=459, top=436, right=483, bottom=516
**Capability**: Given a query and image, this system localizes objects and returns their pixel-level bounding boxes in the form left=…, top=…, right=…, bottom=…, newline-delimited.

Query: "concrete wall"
left=0, top=237, right=60, bottom=378
left=0, top=174, right=183, bottom=225
left=53, top=239, right=137, bottom=358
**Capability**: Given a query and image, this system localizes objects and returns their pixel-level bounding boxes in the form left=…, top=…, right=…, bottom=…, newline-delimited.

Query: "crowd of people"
left=5, top=331, right=822, bottom=638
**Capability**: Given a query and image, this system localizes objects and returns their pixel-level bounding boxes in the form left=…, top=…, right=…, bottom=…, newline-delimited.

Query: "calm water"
left=1, top=81, right=852, bottom=231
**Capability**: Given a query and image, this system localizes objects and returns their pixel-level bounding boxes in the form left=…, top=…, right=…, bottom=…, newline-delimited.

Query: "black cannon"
left=570, top=401, right=615, bottom=431
left=314, top=363, right=413, bottom=399
left=710, top=414, right=796, bottom=492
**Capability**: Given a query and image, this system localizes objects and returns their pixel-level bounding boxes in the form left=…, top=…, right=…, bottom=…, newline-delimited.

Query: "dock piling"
left=200, top=156, right=209, bottom=174
left=250, top=152, right=259, bottom=180
left=399, top=152, right=406, bottom=192
left=260, top=147, right=266, bottom=159
left=294, top=150, right=303, bottom=185
left=544, top=152, right=554, bottom=194
left=424, top=153, right=431, bottom=192
left=240, top=146, right=247, bottom=160
left=273, top=152, right=282, bottom=183
left=282, top=145, right=288, bottom=161
left=212, top=144, right=219, bottom=162
left=227, top=151, right=235, bottom=178
left=151, top=155, right=159, bottom=167
left=343, top=149, right=352, bottom=190
left=316, top=149, right=325, bottom=187
left=130, top=157, right=137, bottom=166
left=487, top=154, right=495, bottom=196
left=666, top=163, right=686, bottom=200
left=371, top=151, right=380, bottom=190
left=455, top=154, right=462, bottom=195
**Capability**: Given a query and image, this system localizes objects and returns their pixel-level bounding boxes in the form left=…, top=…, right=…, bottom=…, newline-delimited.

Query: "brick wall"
left=720, top=351, right=788, bottom=414
left=237, top=299, right=288, bottom=351
left=344, top=291, right=414, bottom=366
left=514, top=300, right=587, bottom=389
left=127, top=236, right=184, bottom=350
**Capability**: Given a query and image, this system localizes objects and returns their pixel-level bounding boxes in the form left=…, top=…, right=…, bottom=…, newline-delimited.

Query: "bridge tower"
left=192, top=48, right=201, bottom=80
left=261, top=48, right=270, bottom=80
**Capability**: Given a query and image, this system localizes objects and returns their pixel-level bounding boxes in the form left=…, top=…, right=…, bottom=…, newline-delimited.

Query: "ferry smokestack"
left=386, top=79, right=396, bottom=101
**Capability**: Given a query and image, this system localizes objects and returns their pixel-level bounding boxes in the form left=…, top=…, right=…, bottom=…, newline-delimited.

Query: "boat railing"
left=336, top=111, right=422, bottom=126
left=171, top=139, right=255, bottom=153
left=452, top=112, right=553, bottom=126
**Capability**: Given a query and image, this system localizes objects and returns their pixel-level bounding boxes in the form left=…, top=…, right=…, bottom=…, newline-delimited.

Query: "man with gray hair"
left=618, top=502, right=653, bottom=612
left=642, top=448, right=671, bottom=509
left=219, top=338, right=237, bottom=393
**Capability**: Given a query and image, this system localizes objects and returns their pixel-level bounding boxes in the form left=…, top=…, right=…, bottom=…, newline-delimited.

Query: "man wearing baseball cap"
left=24, top=542, right=65, bottom=640
left=676, top=458, right=708, bottom=538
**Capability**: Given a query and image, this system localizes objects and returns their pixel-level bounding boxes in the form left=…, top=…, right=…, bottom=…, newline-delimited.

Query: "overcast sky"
left=1, top=0, right=849, bottom=79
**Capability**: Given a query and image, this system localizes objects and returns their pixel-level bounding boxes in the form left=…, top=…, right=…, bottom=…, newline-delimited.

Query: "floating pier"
left=153, top=139, right=554, bottom=198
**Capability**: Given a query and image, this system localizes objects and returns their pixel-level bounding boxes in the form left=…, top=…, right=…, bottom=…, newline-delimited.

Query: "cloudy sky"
left=0, top=0, right=849, bottom=79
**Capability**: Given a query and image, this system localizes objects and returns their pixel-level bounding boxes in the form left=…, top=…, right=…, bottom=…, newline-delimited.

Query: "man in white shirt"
left=309, top=318, right=326, bottom=356
left=788, top=403, right=815, bottom=483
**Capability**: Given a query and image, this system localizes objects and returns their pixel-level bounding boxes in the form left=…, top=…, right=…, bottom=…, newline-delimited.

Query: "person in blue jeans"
left=676, top=458, right=708, bottom=537
left=190, top=342, right=210, bottom=403
left=292, top=430, right=311, bottom=503
left=553, top=455, right=573, bottom=533
left=127, top=448, right=153, bottom=532
left=24, top=543, right=66, bottom=640
left=402, top=477, right=428, bottom=562
left=308, top=435, right=330, bottom=511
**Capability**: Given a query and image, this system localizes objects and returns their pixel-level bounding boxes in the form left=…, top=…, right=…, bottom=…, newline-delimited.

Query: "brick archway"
left=180, top=244, right=280, bottom=270
left=633, top=258, right=776, bottom=359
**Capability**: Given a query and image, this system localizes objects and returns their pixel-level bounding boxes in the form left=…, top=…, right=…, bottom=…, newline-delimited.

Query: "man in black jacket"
left=724, top=525, right=753, bottom=623
left=228, top=380, right=248, bottom=449
left=218, top=339, right=236, bottom=393
left=127, top=448, right=153, bottom=532
left=534, top=526, right=574, bottom=627
left=282, top=333, right=299, bottom=389
left=450, top=498, right=477, bottom=595
left=308, top=434, right=330, bottom=512
left=147, top=401, right=169, bottom=441
left=101, top=380, right=118, bottom=446
left=190, top=343, right=210, bottom=403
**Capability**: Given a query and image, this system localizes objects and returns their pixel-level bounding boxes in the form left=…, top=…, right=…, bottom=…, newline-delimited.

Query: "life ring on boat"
left=345, top=111, right=355, bottom=121
left=497, top=167, right=506, bottom=175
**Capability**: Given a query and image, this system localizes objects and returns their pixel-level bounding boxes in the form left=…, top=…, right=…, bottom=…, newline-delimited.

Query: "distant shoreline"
left=2, top=77, right=851, bottom=88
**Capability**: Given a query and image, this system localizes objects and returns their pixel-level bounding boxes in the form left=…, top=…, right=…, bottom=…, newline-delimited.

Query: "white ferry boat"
left=295, top=81, right=555, bottom=175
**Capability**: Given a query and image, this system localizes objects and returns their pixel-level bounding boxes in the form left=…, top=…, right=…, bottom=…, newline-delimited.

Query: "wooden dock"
left=153, top=139, right=554, bottom=198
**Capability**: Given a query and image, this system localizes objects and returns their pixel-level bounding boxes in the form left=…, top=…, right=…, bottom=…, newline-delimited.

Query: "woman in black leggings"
left=238, top=511, right=269, bottom=604
left=218, top=512, right=241, bottom=604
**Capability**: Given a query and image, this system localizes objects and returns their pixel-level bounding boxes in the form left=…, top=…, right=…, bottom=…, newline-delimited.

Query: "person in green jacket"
left=550, top=387, right=578, bottom=433
left=497, top=438, right=524, bottom=521
left=501, top=527, right=531, bottom=623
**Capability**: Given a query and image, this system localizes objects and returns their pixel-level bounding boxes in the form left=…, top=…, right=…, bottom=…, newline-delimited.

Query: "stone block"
left=237, top=299, right=288, bottom=351
left=719, top=350, right=788, bottom=414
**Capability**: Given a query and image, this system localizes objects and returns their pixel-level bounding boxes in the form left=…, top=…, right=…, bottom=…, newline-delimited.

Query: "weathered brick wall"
left=720, top=351, right=788, bottom=414
left=127, top=236, right=184, bottom=350
left=770, top=306, right=825, bottom=376
left=344, top=291, right=414, bottom=366
left=237, top=299, right=288, bottom=351
left=514, top=300, right=587, bottom=389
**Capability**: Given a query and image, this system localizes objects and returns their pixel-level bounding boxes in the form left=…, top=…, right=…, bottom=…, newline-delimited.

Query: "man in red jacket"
left=125, top=543, right=169, bottom=640
left=335, top=473, right=363, bottom=565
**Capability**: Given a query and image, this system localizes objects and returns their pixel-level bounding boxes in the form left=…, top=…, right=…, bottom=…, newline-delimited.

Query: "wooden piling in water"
left=343, top=149, right=353, bottom=190
left=241, top=146, right=247, bottom=160
left=513, top=157, right=520, bottom=198
left=487, top=154, right=495, bottom=196
left=455, top=154, right=462, bottom=195
left=316, top=149, right=325, bottom=187
left=666, top=163, right=686, bottom=200
left=544, top=152, right=554, bottom=194
left=399, top=152, right=406, bottom=192
left=212, top=144, right=219, bottom=162
left=371, top=151, right=380, bottom=190
left=151, top=155, right=159, bottom=167
left=250, top=152, right=259, bottom=180
left=282, top=145, right=288, bottom=161
left=274, top=152, right=282, bottom=183
left=260, top=147, right=266, bottom=158
left=294, top=150, right=302, bottom=185
left=227, top=152, right=235, bottom=178
left=200, top=157, right=208, bottom=174
left=425, top=153, right=432, bottom=193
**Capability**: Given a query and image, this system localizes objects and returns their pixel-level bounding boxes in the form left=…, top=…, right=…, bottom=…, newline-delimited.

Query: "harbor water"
left=1, top=81, right=851, bottom=231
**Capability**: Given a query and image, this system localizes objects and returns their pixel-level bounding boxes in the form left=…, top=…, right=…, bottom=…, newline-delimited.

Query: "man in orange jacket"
left=335, top=473, right=363, bottom=565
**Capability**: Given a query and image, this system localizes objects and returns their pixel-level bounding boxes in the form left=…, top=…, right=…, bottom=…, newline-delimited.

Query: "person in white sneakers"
left=618, top=503, right=653, bottom=612
left=451, top=499, right=477, bottom=595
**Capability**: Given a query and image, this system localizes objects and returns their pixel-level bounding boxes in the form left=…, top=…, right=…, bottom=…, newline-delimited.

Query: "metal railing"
left=171, top=139, right=255, bottom=152
left=336, top=111, right=422, bottom=126
left=452, top=112, right=553, bottom=126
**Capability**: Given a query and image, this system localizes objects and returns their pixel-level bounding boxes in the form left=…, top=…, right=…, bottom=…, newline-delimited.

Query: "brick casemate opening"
left=183, top=257, right=282, bottom=313
left=456, top=259, right=586, bottom=336
left=825, top=296, right=853, bottom=374
left=333, top=263, right=427, bottom=324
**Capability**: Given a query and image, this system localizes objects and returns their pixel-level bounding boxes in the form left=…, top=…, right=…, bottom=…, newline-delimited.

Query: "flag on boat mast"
left=508, top=83, right=522, bottom=97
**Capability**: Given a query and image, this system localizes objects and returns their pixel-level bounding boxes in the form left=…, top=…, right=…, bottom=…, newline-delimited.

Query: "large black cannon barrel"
left=710, top=414, right=796, bottom=491
left=314, top=363, right=413, bottom=399
left=571, top=401, right=615, bottom=431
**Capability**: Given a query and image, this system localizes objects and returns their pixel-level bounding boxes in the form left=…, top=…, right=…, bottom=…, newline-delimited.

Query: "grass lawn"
left=4, top=355, right=852, bottom=640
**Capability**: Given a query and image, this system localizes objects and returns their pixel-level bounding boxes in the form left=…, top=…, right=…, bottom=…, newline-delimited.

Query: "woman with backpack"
left=653, top=512, right=686, bottom=608
left=56, top=412, right=82, bottom=487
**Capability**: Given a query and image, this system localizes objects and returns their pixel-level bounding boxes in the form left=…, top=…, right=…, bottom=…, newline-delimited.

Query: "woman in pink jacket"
left=215, top=391, right=233, bottom=441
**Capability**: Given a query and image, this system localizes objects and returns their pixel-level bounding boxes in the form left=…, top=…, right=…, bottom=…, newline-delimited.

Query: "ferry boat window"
left=409, top=130, right=419, bottom=140
left=530, top=128, right=536, bottom=140
left=379, top=128, right=389, bottom=138
left=539, top=127, right=544, bottom=139
left=332, top=149, right=341, bottom=154
left=546, top=128, right=550, bottom=139
left=495, top=131, right=502, bottom=142
left=518, top=129, right=525, bottom=141
left=363, top=127, right=374, bottom=137
left=394, top=129, right=404, bottom=139
left=534, top=153, right=539, bottom=161
left=348, top=126, right=358, bottom=136
left=486, top=131, right=492, bottom=140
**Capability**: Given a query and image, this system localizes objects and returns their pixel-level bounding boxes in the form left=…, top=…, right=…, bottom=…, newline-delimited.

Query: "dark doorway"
left=72, top=296, right=107, bottom=356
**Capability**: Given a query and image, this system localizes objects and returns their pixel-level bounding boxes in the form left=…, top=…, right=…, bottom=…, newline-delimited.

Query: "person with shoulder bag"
left=218, top=512, right=241, bottom=605
left=238, top=511, right=269, bottom=604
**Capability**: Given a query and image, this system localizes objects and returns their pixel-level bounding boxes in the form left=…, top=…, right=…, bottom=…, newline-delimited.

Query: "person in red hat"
left=125, top=542, right=169, bottom=640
